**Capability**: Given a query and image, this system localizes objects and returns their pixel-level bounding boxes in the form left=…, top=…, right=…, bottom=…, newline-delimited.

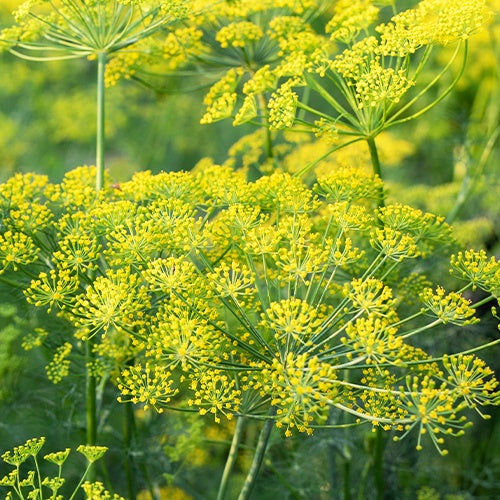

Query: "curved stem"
left=68, top=462, right=93, bottom=500
left=96, top=51, right=106, bottom=191
left=366, top=136, right=385, bottom=209
left=217, top=416, right=246, bottom=500
left=386, top=40, right=467, bottom=128
left=237, top=410, right=276, bottom=500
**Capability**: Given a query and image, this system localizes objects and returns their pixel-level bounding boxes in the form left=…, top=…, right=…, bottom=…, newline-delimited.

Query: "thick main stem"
left=374, top=428, right=385, bottom=500
left=96, top=52, right=106, bottom=191
left=124, top=401, right=137, bottom=500
left=217, top=416, right=246, bottom=500
left=85, top=338, right=97, bottom=481
left=237, top=411, right=275, bottom=500
left=366, top=136, right=385, bottom=209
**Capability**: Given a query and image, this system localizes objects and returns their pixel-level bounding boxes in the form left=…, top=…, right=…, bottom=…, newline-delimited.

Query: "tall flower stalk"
left=0, top=0, right=187, bottom=189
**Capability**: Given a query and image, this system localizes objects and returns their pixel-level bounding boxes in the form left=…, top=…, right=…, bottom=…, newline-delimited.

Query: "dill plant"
left=104, top=0, right=494, bottom=206
left=0, top=165, right=498, bottom=497
left=0, top=2, right=189, bottom=489
left=0, top=0, right=188, bottom=190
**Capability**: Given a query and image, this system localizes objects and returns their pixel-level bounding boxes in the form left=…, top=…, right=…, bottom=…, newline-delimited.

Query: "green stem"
left=374, top=428, right=385, bottom=500
left=343, top=458, right=351, bottom=500
left=264, top=460, right=303, bottom=500
left=68, top=462, right=93, bottom=500
left=257, top=94, right=274, bottom=161
left=96, top=51, right=106, bottom=191
left=85, top=338, right=97, bottom=481
left=217, top=416, right=246, bottom=500
left=356, top=457, right=370, bottom=500
left=237, top=411, right=276, bottom=500
left=366, top=136, right=385, bottom=209
left=446, top=126, right=499, bottom=223
left=386, top=40, right=467, bottom=128
left=124, top=401, right=137, bottom=500
left=33, top=454, right=43, bottom=496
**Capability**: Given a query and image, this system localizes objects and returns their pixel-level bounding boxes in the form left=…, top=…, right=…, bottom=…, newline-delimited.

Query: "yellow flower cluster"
left=1, top=437, right=46, bottom=466
left=72, top=267, right=151, bottom=339
left=315, top=167, right=384, bottom=202
left=343, top=315, right=403, bottom=365
left=442, top=354, right=499, bottom=412
left=118, top=364, right=178, bottom=412
left=261, top=298, right=324, bottom=347
left=0, top=436, right=116, bottom=499
left=262, top=353, right=337, bottom=436
left=419, top=287, right=478, bottom=325
left=450, top=249, right=500, bottom=296
left=200, top=68, right=244, bottom=124
left=1, top=0, right=188, bottom=59
left=0, top=230, right=39, bottom=272
left=81, top=481, right=125, bottom=500
left=25, top=269, right=79, bottom=313
left=44, top=449, right=71, bottom=466
left=0, top=165, right=498, bottom=451
left=326, top=0, right=379, bottom=44
left=267, top=79, right=300, bottom=130
left=216, top=21, right=263, bottom=48
left=377, top=0, right=492, bottom=56
left=46, top=342, right=72, bottom=383
left=188, top=370, right=242, bottom=423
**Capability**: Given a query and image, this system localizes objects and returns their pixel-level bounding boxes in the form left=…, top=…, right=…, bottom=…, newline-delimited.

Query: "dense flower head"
left=315, top=167, right=384, bottom=202
left=0, top=230, right=39, bottom=272
left=442, top=354, right=500, bottom=412
left=200, top=68, right=244, bottom=124
left=0, top=0, right=189, bottom=59
left=268, top=79, right=301, bottom=130
left=377, top=0, right=493, bottom=56
left=326, top=0, right=379, bottom=44
left=419, top=287, right=478, bottom=325
left=1, top=437, right=45, bottom=466
left=44, top=449, right=71, bottom=467
left=450, top=249, right=500, bottom=297
left=81, top=481, right=125, bottom=500
left=216, top=21, right=263, bottom=48
left=0, top=165, right=498, bottom=452
left=192, top=0, right=493, bottom=146
left=46, top=342, right=72, bottom=383
left=76, top=445, right=108, bottom=463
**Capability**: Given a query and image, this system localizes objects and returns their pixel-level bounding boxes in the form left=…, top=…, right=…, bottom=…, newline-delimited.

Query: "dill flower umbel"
left=0, top=165, right=498, bottom=457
